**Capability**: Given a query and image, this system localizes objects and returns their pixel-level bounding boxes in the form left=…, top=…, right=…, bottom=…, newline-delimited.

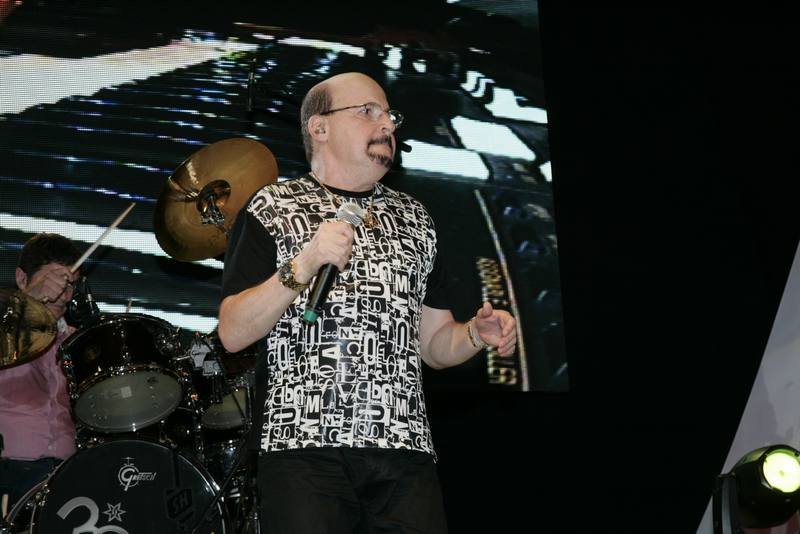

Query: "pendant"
left=363, top=211, right=376, bottom=228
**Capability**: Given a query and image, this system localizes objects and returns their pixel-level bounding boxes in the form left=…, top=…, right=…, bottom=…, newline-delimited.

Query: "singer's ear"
left=308, top=115, right=328, bottom=142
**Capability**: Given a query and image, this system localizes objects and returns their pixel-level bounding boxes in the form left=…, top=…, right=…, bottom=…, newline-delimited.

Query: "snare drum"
left=60, top=313, right=185, bottom=433
left=5, top=439, right=227, bottom=533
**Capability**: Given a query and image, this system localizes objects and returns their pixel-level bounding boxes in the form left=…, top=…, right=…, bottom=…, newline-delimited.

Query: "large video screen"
left=0, top=0, right=565, bottom=391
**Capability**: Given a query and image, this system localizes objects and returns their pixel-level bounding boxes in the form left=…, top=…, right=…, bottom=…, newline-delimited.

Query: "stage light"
left=714, top=444, right=800, bottom=533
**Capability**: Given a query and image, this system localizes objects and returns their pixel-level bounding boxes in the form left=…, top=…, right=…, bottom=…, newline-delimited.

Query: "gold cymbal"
left=0, top=289, right=57, bottom=369
left=154, top=138, right=279, bottom=261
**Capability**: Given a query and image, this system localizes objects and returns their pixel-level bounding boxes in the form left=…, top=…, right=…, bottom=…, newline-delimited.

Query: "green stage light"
left=714, top=444, right=800, bottom=533
left=762, top=449, right=800, bottom=493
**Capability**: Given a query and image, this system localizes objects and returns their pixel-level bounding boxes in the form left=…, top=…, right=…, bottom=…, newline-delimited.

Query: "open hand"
left=473, top=301, right=517, bottom=357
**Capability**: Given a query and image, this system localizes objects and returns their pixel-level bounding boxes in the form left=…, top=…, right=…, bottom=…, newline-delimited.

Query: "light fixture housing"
left=714, top=444, right=800, bottom=533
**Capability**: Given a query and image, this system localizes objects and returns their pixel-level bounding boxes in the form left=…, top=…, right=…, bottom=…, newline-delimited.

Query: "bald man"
left=219, top=72, right=517, bottom=533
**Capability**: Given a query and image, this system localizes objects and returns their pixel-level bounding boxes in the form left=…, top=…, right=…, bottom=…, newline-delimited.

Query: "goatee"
left=367, top=135, right=394, bottom=169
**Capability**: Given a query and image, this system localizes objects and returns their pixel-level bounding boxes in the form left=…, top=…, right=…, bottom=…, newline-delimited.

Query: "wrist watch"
left=278, top=259, right=309, bottom=292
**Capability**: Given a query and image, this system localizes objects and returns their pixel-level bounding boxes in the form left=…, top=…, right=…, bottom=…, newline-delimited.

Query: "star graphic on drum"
left=103, top=502, right=126, bottom=523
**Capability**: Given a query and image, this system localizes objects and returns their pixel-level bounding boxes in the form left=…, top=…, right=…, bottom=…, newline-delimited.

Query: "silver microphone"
left=302, top=202, right=364, bottom=323
left=336, top=202, right=365, bottom=226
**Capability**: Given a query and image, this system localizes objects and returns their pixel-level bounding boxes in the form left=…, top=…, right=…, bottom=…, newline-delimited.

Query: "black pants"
left=258, top=448, right=448, bottom=534
left=0, top=457, right=61, bottom=510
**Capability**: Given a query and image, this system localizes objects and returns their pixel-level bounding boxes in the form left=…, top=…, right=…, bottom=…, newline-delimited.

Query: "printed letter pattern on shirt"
left=247, top=177, right=438, bottom=457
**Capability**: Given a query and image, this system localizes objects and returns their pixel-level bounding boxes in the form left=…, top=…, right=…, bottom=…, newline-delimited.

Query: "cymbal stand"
left=190, top=384, right=259, bottom=534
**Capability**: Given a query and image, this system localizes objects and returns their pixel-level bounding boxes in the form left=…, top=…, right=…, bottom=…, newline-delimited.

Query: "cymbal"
left=0, top=289, right=57, bottom=369
left=154, top=138, right=278, bottom=261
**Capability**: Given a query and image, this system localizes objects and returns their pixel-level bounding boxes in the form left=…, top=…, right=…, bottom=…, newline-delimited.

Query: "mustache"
left=368, top=135, right=394, bottom=151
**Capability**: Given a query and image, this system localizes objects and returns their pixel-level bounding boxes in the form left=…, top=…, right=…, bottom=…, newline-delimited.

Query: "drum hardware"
left=157, top=327, right=183, bottom=357
left=190, top=383, right=258, bottom=534
left=196, top=180, right=230, bottom=227
left=2, top=480, right=45, bottom=534
left=117, top=320, right=131, bottom=365
left=153, top=137, right=278, bottom=261
left=181, top=332, right=259, bottom=532
left=185, top=332, right=254, bottom=431
left=202, top=351, right=230, bottom=406
left=210, top=368, right=227, bottom=406
left=65, top=275, right=100, bottom=330
left=0, top=482, right=9, bottom=534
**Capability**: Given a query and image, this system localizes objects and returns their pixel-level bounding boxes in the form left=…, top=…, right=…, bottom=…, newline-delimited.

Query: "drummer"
left=0, top=233, right=80, bottom=509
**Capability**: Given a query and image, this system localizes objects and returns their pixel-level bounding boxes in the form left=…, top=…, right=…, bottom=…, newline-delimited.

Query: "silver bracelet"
left=466, top=317, right=488, bottom=350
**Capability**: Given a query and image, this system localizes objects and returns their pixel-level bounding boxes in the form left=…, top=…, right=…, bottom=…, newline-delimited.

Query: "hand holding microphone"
left=299, top=202, right=364, bottom=323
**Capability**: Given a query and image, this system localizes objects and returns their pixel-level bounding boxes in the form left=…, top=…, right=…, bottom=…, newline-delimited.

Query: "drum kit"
left=0, top=138, right=278, bottom=534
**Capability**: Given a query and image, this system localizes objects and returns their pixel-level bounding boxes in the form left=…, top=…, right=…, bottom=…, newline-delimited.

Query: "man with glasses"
left=219, top=72, right=517, bottom=533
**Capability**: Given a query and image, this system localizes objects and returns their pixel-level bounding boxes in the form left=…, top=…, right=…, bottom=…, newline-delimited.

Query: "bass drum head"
left=30, top=439, right=226, bottom=533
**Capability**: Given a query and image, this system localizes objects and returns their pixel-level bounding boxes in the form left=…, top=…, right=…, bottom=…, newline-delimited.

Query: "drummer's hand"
left=294, top=221, right=354, bottom=283
left=22, top=263, right=76, bottom=307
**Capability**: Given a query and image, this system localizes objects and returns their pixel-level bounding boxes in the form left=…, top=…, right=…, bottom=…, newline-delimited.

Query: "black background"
left=441, top=4, right=798, bottom=533
left=475, top=4, right=799, bottom=532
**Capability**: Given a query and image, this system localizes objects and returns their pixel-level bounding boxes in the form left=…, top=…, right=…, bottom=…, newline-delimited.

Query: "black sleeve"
left=220, top=209, right=278, bottom=302
left=423, top=252, right=450, bottom=309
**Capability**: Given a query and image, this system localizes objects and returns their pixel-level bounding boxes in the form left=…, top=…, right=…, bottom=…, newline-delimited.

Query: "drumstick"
left=70, top=202, right=136, bottom=273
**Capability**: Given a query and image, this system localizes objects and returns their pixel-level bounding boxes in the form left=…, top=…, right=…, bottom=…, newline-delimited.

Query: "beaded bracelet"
left=466, top=317, right=489, bottom=350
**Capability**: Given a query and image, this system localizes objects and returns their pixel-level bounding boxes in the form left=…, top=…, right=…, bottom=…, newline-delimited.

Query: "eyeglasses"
left=319, top=102, right=404, bottom=129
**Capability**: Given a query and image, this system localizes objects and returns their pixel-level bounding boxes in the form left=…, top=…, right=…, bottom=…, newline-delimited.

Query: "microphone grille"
left=336, top=202, right=365, bottom=227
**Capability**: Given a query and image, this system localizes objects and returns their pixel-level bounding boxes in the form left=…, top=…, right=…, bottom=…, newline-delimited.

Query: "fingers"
left=474, top=303, right=506, bottom=332
left=476, top=301, right=493, bottom=318
left=496, top=338, right=517, bottom=357
left=497, top=321, right=517, bottom=356
left=497, top=313, right=517, bottom=356
left=488, top=330, right=516, bottom=357
left=26, top=264, right=76, bottom=304
left=474, top=308, right=517, bottom=357
left=500, top=313, right=516, bottom=337
left=321, top=221, right=354, bottom=271
left=299, top=221, right=356, bottom=276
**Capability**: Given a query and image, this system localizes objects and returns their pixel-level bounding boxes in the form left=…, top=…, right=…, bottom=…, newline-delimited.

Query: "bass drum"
left=8, top=439, right=227, bottom=533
